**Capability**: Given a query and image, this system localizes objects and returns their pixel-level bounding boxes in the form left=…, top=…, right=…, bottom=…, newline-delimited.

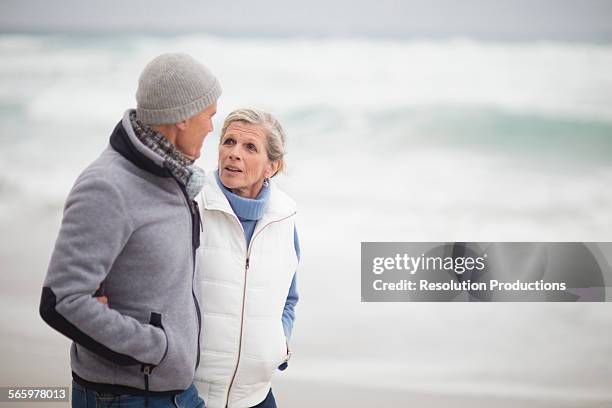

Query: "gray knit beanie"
left=136, top=53, right=222, bottom=125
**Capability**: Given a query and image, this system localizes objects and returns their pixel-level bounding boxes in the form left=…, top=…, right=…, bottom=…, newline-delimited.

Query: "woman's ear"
left=264, top=160, right=281, bottom=178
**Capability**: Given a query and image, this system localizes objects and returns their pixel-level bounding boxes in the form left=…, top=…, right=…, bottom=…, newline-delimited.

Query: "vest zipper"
left=223, top=212, right=296, bottom=408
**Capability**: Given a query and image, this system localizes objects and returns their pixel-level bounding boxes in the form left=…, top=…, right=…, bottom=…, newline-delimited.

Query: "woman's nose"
left=228, top=146, right=241, bottom=160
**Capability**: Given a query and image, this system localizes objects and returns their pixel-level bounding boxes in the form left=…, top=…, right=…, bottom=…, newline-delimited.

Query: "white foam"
left=1, top=35, right=612, bottom=123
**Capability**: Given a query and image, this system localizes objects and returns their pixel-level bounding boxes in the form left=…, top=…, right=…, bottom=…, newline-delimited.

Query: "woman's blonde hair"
left=220, top=108, right=286, bottom=176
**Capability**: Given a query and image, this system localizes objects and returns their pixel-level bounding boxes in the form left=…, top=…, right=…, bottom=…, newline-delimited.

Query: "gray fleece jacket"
left=40, top=110, right=203, bottom=395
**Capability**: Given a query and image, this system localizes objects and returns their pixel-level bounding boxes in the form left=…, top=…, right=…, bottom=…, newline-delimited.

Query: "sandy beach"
left=2, top=203, right=612, bottom=407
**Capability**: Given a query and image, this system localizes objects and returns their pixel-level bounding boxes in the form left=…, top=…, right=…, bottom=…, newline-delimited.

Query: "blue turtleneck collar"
left=214, top=169, right=270, bottom=222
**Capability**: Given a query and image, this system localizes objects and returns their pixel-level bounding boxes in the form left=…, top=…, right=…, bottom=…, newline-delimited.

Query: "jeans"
left=71, top=381, right=205, bottom=408
left=250, top=388, right=277, bottom=408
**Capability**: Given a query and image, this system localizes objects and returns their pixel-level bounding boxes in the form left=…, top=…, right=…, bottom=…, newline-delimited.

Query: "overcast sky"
left=2, top=0, right=612, bottom=39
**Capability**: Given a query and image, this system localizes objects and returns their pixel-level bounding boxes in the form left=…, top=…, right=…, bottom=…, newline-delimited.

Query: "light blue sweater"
left=215, top=171, right=299, bottom=340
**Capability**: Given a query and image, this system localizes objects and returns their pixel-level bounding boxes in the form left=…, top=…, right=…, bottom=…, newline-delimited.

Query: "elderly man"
left=39, top=53, right=221, bottom=408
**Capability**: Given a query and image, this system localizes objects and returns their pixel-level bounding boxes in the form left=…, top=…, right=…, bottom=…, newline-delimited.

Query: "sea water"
left=1, top=33, right=611, bottom=402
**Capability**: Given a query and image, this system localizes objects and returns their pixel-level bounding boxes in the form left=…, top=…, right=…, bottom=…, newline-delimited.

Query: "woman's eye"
left=247, top=143, right=257, bottom=151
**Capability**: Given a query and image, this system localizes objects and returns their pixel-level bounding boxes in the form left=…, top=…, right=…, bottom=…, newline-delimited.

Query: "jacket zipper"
left=223, top=212, right=296, bottom=408
left=177, top=182, right=203, bottom=372
left=191, top=200, right=203, bottom=370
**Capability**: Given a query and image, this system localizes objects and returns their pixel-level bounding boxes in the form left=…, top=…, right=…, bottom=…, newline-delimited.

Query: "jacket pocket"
left=277, top=338, right=290, bottom=371
left=39, top=287, right=143, bottom=366
left=275, top=323, right=290, bottom=371
left=139, top=312, right=168, bottom=397
left=149, top=312, right=169, bottom=367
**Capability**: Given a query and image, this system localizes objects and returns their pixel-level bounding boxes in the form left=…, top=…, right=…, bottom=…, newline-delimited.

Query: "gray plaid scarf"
left=130, top=111, right=205, bottom=200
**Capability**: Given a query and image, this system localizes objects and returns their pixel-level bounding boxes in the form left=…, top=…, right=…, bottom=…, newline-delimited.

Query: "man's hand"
left=94, top=285, right=108, bottom=305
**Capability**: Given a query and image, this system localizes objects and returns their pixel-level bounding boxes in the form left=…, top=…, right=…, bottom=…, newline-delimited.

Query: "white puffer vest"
left=195, top=171, right=297, bottom=408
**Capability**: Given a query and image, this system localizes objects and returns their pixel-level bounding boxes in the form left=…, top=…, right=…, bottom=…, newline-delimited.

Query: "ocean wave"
left=0, top=34, right=611, bottom=124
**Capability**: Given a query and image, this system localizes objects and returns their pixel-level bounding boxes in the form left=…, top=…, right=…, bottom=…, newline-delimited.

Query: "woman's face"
left=218, top=121, right=279, bottom=198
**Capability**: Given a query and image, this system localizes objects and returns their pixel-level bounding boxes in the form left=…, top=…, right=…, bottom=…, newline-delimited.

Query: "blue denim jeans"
left=71, top=381, right=205, bottom=408
left=250, top=388, right=276, bottom=408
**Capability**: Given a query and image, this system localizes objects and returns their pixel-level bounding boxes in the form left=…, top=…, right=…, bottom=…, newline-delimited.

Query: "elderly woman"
left=194, top=108, right=300, bottom=408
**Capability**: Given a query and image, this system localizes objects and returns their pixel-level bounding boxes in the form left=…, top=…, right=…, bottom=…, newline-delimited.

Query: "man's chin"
left=183, top=152, right=199, bottom=161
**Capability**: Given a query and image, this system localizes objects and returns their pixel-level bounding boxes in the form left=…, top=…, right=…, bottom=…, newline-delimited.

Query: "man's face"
left=175, top=102, right=217, bottom=161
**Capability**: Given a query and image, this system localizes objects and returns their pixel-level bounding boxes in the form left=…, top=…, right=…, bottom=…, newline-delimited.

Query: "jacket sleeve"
left=39, top=172, right=167, bottom=367
left=281, top=226, right=301, bottom=340
left=282, top=273, right=299, bottom=340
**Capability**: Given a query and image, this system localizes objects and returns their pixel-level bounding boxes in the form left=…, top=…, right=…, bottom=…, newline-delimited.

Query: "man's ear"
left=175, top=120, right=188, bottom=131
left=264, top=160, right=281, bottom=178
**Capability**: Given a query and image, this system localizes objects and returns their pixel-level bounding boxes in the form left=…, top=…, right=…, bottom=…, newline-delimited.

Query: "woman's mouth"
left=224, top=165, right=242, bottom=173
